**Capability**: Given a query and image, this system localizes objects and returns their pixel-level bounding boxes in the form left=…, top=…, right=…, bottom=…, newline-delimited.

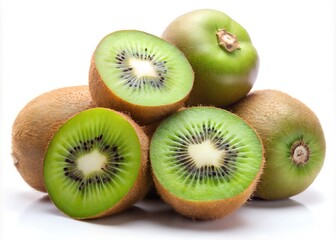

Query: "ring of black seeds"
left=63, top=134, right=124, bottom=191
left=116, top=48, right=168, bottom=90
left=169, top=123, right=238, bottom=184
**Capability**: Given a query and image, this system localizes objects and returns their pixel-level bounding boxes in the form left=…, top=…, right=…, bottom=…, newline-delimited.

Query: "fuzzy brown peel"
left=12, top=86, right=96, bottom=192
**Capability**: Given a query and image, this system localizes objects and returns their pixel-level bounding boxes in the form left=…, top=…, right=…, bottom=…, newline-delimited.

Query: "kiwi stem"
left=216, top=29, right=240, bottom=52
left=291, top=141, right=310, bottom=165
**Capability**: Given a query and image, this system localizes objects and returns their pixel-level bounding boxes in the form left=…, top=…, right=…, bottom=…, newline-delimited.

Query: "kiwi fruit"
left=228, top=89, right=326, bottom=200
left=150, top=106, right=264, bottom=220
left=89, top=30, right=194, bottom=125
left=11, top=86, right=96, bottom=192
left=43, top=107, right=149, bottom=219
left=161, top=9, right=259, bottom=107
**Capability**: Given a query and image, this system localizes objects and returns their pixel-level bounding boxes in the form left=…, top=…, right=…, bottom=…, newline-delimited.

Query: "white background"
left=1, top=0, right=335, bottom=239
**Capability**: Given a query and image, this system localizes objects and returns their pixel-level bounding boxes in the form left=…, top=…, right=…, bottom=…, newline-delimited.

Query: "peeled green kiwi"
left=11, top=86, right=96, bottom=192
left=150, top=106, right=264, bottom=220
left=89, top=30, right=194, bottom=125
left=229, top=89, right=326, bottom=200
left=44, top=107, right=149, bottom=219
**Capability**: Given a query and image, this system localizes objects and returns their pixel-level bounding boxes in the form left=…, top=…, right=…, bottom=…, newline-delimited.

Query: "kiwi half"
left=89, top=30, right=194, bottom=125
left=150, top=107, right=264, bottom=220
left=229, top=90, right=326, bottom=200
left=11, top=86, right=95, bottom=192
left=43, top=107, right=149, bottom=219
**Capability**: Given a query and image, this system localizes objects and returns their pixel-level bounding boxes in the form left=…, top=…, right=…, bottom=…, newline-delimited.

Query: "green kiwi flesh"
left=150, top=107, right=264, bottom=219
left=90, top=30, right=194, bottom=125
left=93, top=30, right=193, bottom=105
left=44, top=107, right=148, bottom=219
left=229, top=90, right=326, bottom=200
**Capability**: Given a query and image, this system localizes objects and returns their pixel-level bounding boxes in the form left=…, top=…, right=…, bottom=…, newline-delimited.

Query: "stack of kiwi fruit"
left=11, top=9, right=326, bottom=221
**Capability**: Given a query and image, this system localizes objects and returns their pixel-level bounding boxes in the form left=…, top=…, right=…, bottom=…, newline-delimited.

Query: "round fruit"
left=150, top=106, right=264, bottom=220
left=89, top=30, right=194, bottom=125
left=229, top=90, right=326, bottom=200
left=44, top=107, right=149, bottom=219
left=162, top=9, right=259, bottom=107
left=11, top=86, right=96, bottom=192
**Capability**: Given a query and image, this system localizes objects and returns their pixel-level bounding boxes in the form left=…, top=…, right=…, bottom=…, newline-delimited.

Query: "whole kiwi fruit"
left=229, top=89, right=326, bottom=200
left=162, top=9, right=259, bottom=107
left=11, top=86, right=96, bottom=192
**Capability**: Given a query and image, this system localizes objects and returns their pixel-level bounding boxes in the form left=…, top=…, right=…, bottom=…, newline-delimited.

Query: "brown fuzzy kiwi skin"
left=228, top=89, right=326, bottom=200
left=71, top=109, right=150, bottom=220
left=152, top=159, right=264, bottom=220
left=89, top=56, right=191, bottom=125
left=141, top=121, right=162, bottom=140
left=140, top=120, right=162, bottom=199
left=11, top=86, right=96, bottom=192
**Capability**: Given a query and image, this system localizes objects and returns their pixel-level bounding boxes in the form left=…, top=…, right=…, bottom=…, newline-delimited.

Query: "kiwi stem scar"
left=216, top=29, right=240, bottom=52
left=291, top=141, right=310, bottom=165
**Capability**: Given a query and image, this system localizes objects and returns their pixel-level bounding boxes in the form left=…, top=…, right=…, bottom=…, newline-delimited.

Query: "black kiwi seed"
left=62, top=134, right=124, bottom=191
left=169, top=123, right=238, bottom=183
left=115, top=48, right=168, bottom=90
left=65, top=159, right=74, bottom=164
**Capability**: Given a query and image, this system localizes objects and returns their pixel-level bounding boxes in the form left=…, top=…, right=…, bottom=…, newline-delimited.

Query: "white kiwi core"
left=77, top=149, right=107, bottom=175
left=188, top=140, right=225, bottom=168
left=129, top=58, right=158, bottom=78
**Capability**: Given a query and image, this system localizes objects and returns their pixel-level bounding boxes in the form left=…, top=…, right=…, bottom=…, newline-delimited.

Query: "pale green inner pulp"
left=150, top=107, right=263, bottom=201
left=44, top=108, right=141, bottom=218
left=94, top=30, right=194, bottom=106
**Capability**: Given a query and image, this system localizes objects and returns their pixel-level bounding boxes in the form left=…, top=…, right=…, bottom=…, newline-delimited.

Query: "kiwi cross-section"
left=43, top=107, right=149, bottom=219
left=150, top=107, right=264, bottom=220
left=89, top=30, right=194, bottom=125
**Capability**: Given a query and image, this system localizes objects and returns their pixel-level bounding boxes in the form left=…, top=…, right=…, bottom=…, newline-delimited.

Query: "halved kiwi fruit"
left=11, top=86, right=96, bottom=192
left=89, top=30, right=194, bottom=125
left=43, top=107, right=149, bottom=219
left=229, top=90, right=326, bottom=200
left=150, top=106, right=264, bottom=220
